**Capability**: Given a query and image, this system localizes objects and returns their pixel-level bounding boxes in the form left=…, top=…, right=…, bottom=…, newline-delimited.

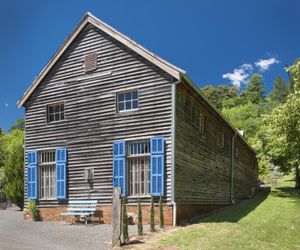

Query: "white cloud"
left=255, top=58, right=280, bottom=71
left=222, top=63, right=253, bottom=88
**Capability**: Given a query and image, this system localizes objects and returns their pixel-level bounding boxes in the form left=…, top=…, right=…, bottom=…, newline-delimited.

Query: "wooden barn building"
left=18, top=13, right=257, bottom=225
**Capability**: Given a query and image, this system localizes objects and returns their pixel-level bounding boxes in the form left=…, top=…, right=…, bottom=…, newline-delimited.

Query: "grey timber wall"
left=174, top=81, right=257, bottom=205
left=24, top=23, right=174, bottom=206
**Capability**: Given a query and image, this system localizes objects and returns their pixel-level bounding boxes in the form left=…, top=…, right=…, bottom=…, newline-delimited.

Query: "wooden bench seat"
left=60, top=200, right=97, bottom=224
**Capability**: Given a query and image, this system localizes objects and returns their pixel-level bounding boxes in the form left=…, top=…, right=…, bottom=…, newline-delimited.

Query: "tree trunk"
left=295, top=163, right=300, bottom=189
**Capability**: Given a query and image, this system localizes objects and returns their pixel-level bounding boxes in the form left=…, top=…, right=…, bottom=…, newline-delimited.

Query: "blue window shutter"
left=113, top=141, right=126, bottom=196
left=150, top=137, right=164, bottom=196
left=56, top=148, right=67, bottom=199
left=27, top=150, right=38, bottom=200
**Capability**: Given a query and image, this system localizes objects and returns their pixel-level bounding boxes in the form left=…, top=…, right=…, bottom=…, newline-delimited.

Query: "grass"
left=157, top=176, right=300, bottom=250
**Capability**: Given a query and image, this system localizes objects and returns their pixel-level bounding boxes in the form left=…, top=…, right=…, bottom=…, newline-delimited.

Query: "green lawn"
left=158, top=176, right=300, bottom=250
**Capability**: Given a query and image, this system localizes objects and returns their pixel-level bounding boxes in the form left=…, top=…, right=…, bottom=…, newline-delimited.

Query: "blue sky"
left=1, top=0, right=300, bottom=132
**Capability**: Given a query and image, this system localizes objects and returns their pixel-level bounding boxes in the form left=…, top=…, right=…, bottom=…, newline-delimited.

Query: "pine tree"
left=137, top=198, right=143, bottom=235
left=122, top=198, right=129, bottom=243
left=243, top=73, right=265, bottom=104
left=269, top=76, right=288, bottom=106
left=159, top=195, right=164, bottom=229
left=150, top=196, right=155, bottom=232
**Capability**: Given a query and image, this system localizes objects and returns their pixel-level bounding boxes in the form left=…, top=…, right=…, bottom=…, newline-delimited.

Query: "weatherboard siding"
left=24, top=24, right=174, bottom=206
left=174, top=81, right=257, bottom=204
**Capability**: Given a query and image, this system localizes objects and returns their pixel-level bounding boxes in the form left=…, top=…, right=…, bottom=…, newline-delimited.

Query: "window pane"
left=125, top=92, right=131, bottom=100
left=119, top=93, right=125, bottom=102
left=49, top=114, right=55, bottom=122
left=55, top=105, right=59, bottom=113
left=55, top=113, right=59, bottom=121
left=60, top=104, right=64, bottom=112
left=119, top=102, right=124, bottom=111
left=49, top=106, right=54, bottom=114
left=61, top=112, right=64, bottom=120
left=125, top=101, right=131, bottom=110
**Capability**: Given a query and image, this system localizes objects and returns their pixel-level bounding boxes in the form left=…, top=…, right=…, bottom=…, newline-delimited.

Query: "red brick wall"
left=24, top=204, right=173, bottom=225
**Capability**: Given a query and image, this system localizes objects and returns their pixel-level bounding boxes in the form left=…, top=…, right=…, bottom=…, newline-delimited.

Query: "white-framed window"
left=39, top=151, right=56, bottom=199
left=127, top=141, right=150, bottom=196
left=117, top=90, right=139, bottom=112
left=47, top=103, right=64, bottom=123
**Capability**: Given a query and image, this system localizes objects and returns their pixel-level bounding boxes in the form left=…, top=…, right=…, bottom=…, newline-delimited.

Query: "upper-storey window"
left=117, top=90, right=139, bottom=112
left=47, top=103, right=64, bottom=123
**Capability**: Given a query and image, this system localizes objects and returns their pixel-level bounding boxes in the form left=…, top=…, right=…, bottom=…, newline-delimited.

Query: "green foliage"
left=2, top=130, right=24, bottom=209
left=26, top=200, right=39, bottom=221
left=137, top=198, right=143, bottom=235
left=269, top=76, right=288, bottom=106
left=0, top=168, right=6, bottom=203
left=222, top=102, right=261, bottom=144
left=201, top=85, right=238, bottom=110
left=159, top=195, right=164, bottom=229
left=260, top=86, right=300, bottom=188
left=242, top=73, right=265, bottom=105
left=150, top=196, right=155, bottom=232
left=122, top=198, right=129, bottom=243
left=9, top=119, right=25, bottom=133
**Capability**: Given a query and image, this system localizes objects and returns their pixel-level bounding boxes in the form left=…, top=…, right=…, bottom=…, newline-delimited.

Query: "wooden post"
left=112, top=187, right=121, bottom=247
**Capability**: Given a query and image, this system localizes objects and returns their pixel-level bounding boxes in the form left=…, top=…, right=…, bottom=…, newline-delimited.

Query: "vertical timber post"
left=112, top=187, right=121, bottom=247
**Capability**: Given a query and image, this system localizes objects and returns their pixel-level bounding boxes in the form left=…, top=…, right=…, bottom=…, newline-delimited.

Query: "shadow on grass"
left=271, top=179, right=300, bottom=201
left=200, top=187, right=271, bottom=223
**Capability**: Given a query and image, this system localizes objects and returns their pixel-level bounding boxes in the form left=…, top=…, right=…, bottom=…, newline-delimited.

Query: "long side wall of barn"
left=174, top=80, right=257, bottom=222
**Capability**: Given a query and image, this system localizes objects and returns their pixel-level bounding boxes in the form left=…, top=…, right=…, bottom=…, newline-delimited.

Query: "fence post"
left=112, top=187, right=121, bottom=247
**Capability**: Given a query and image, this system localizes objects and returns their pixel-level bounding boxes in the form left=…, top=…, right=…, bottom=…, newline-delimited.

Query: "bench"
left=60, top=200, right=97, bottom=225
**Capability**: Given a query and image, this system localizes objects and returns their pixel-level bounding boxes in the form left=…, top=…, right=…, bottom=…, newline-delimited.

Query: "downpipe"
left=231, top=132, right=237, bottom=204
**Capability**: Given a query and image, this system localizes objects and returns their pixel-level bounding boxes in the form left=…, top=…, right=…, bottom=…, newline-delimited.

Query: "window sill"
left=117, top=109, right=139, bottom=115
left=127, top=195, right=151, bottom=198
left=38, top=198, right=57, bottom=201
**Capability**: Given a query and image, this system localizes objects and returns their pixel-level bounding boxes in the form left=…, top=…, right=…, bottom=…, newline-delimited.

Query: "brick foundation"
left=24, top=203, right=228, bottom=225
left=24, top=204, right=173, bottom=225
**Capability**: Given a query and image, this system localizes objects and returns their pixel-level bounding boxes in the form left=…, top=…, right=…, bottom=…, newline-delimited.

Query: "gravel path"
left=0, top=208, right=146, bottom=250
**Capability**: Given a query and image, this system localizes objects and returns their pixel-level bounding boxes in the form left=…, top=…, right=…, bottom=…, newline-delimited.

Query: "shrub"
left=27, top=200, right=39, bottom=221
left=137, top=198, right=143, bottom=235
left=150, top=196, right=155, bottom=232
left=159, top=195, right=164, bottom=229
left=122, top=198, right=129, bottom=243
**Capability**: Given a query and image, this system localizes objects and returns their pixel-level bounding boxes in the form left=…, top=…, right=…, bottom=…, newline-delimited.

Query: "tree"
left=9, top=118, right=25, bottom=133
left=201, top=85, right=239, bottom=110
left=122, top=198, right=129, bottom=243
left=2, top=129, right=24, bottom=209
left=149, top=196, right=155, bottom=232
left=137, top=198, right=143, bottom=235
left=242, top=74, right=265, bottom=104
left=222, top=102, right=262, bottom=145
left=261, top=89, right=300, bottom=189
left=159, top=195, right=164, bottom=229
left=269, top=76, right=288, bottom=106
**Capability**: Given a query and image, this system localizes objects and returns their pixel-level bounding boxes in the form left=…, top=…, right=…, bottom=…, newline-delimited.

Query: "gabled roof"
left=18, top=12, right=255, bottom=154
left=18, top=12, right=185, bottom=108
